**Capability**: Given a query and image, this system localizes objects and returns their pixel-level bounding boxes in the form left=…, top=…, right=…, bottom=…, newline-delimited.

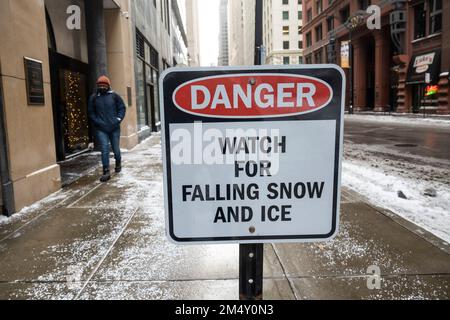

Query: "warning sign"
left=160, top=65, right=346, bottom=244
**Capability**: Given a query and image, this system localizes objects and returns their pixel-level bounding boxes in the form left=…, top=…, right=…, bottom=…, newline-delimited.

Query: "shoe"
left=115, top=161, right=122, bottom=173
left=100, top=169, right=111, bottom=183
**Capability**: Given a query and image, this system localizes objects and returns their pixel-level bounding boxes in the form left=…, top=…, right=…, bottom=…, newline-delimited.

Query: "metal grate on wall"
left=136, top=30, right=145, bottom=60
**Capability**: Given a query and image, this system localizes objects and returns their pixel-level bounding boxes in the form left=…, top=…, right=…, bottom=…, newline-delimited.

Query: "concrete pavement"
left=0, top=136, right=448, bottom=300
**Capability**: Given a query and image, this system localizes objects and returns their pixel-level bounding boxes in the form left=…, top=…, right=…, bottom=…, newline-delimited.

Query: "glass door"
left=59, top=69, right=90, bottom=156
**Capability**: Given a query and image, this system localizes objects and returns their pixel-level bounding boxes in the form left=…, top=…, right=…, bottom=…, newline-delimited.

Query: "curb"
left=343, top=188, right=450, bottom=256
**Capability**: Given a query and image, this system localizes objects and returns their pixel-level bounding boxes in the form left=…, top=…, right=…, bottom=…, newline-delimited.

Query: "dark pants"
left=97, top=129, right=121, bottom=170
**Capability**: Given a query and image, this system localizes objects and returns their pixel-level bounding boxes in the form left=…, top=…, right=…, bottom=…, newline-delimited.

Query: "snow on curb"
left=345, top=114, right=450, bottom=128
left=342, top=159, right=450, bottom=243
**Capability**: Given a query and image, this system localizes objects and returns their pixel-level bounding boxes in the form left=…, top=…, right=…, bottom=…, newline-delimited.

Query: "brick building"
left=302, top=0, right=449, bottom=114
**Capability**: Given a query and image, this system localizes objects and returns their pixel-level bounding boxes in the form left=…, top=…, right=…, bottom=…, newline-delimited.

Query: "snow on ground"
left=345, top=114, right=450, bottom=128
left=342, top=142, right=450, bottom=243
left=0, top=191, right=67, bottom=227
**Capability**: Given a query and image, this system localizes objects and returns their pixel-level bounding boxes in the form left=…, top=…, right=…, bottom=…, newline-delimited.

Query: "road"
left=344, top=116, right=450, bottom=185
left=344, top=116, right=450, bottom=163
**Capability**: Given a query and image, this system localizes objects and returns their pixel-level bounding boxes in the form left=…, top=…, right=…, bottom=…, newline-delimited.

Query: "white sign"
left=160, top=65, right=346, bottom=244
left=414, top=52, right=436, bottom=74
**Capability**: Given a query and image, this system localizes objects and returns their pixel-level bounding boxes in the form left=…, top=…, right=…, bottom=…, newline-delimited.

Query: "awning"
left=406, top=49, right=441, bottom=85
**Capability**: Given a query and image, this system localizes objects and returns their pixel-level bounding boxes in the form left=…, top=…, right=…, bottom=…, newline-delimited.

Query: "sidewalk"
left=0, top=136, right=448, bottom=300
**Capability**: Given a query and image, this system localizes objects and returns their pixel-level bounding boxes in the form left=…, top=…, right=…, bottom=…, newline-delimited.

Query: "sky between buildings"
left=198, top=0, right=220, bottom=66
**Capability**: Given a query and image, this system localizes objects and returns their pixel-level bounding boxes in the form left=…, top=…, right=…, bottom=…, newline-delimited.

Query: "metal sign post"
left=239, top=243, right=264, bottom=300
left=238, top=0, right=265, bottom=301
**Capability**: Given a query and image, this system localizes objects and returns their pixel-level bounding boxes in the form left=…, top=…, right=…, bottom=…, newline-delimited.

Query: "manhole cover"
left=395, top=144, right=418, bottom=148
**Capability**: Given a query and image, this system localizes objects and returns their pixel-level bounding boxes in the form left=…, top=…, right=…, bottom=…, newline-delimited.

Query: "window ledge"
left=411, top=32, right=442, bottom=44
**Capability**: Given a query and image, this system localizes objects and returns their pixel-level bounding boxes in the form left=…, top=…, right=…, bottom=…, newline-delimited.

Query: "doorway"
left=49, top=51, right=92, bottom=161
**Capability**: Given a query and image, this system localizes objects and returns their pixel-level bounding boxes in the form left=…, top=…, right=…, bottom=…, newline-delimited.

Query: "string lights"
left=62, top=70, right=89, bottom=152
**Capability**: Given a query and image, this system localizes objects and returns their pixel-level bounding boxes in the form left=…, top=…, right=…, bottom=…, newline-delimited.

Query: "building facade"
left=263, top=0, right=304, bottom=65
left=131, top=0, right=173, bottom=138
left=228, top=0, right=256, bottom=66
left=0, top=0, right=189, bottom=216
left=302, top=0, right=449, bottom=114
left=0, top=0, right=138, bottom=215
left=172, top=0, right=189, bottom=66
left=218, top=0, right=229, bottom=66
left=186, top=0, right=201, bottom=66
left=406, top=0, right=449, bottom=114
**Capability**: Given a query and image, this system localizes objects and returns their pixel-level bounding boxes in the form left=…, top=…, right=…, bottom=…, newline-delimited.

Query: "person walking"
left=88, top=76, right=126, bottom=182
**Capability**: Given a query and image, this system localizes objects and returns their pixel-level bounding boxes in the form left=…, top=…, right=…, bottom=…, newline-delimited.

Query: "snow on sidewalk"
left=345, top=114, right=450, bottom=128
left=342, top=143, right=450, bottom=243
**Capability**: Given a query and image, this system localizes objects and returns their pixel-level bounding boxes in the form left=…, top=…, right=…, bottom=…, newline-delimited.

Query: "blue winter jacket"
left=88, top=90, right=126, bottom=133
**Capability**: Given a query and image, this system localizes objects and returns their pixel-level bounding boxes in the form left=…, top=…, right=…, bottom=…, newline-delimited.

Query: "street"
left=345, top=115, right=450, bottom=162
left=0, top=117, right=449, bottom=300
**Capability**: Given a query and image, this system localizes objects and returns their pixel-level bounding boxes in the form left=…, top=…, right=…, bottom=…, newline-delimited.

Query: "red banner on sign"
left=173, top=74, right=333, bottom=118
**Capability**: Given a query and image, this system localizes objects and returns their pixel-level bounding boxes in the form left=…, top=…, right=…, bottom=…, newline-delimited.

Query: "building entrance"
left=49, top=51, right=92, bottom=161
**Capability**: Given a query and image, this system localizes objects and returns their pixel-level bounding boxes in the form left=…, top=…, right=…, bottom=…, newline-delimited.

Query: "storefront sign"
left=425, top=85, right=438, bottom=96
left=340, top=41, right=350, bottom=69
left=24, top=57, right=45, bottom=105
left=414, top=53, right=435, bottom=73
left=161, top=66, right=345, bottom=244
left=406, top=50, right=441, bottom=85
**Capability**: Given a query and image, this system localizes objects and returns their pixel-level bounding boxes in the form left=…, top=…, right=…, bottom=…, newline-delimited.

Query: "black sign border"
left=160, top=65, right=346, bottom=244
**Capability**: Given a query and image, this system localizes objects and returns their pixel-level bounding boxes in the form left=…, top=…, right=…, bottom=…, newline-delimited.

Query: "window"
left=283, top=11, right=289, bottom=20
left=414, top=3, right=426, bottom=39
left=283, top=41, right=290, bottom=49
left=430, top=0, right=442, bottom=34
left=314, top=49, right=323, bottom=63
left=135, top=29, right=160, bottom=132
left=307, top=8, right=312, bottom=22
left=306, top=32, right=312, bottom=47
left=315, top=24, right=323, bottom=41
left=298, top=11, right=302, bottom=20
left=298, top=56, right=304, bottom=64
left=283, top=0, right=289, bottom=4
left=327, top=16, right=334, bottom=31
left=166, top=0, right=171, bottom=33
left=298, top=41, right=303, bottom=49
left=298, top=0, right=302, bottom=4
left=283, top=26, right=290, bottom=35
left=358, top=0, right=371, bottom=10
left=316, top=0, right=323, bottom=14
left=340, top=5, right=350, bottom=24
left=414, top=0, right=442, bottom=39
left=283, top=57, right=290, bottom=65
left=306, top=55, right=312, bottom=64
